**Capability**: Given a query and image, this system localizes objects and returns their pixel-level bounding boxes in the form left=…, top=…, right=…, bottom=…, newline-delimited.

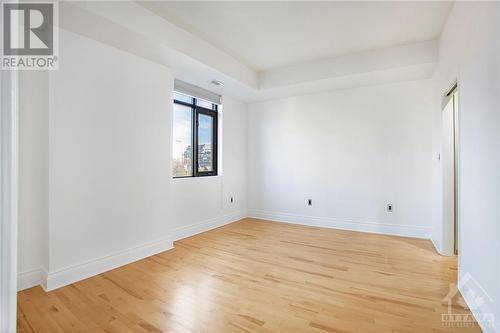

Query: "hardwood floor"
left=18, top=218, right=481, bottom=333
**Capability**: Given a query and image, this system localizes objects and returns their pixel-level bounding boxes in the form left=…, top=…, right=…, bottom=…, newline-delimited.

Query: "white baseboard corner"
left=431, top=237, right=442, bottom=255
left=248, top=209, right=431, bottom=239
left=170, top=211, right=246, bottom=242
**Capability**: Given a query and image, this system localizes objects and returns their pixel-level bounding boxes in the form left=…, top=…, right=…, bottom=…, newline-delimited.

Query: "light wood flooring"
left=17, top=218, right=481, bottom=332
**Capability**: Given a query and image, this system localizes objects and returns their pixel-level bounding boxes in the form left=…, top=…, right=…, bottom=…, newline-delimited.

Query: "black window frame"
left=173, top=94, right=218, bottom=178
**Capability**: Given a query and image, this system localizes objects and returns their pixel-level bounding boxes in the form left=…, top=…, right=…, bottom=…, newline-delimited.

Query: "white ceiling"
left=66, top=1, right=450, bottom=101
left=138, top=1, right=453, bottom=72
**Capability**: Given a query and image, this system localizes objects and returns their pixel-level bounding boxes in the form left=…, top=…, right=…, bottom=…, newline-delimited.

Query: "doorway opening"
left=442, top=83, right=459, bottom=255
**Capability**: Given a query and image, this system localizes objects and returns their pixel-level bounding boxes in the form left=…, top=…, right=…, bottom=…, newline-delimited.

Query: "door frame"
left=1, top=69, right=19, bottom=333
left=451, top=89, right=460, bottom=255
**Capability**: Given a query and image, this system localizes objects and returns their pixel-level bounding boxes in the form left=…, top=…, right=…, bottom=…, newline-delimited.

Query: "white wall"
left=45, top=29, right=173, bottom=288
left=431, top=2, right=499, bottom=332
left=18, top=71, right=49, bottom=290
left=247, top=80, right=434, bottom=238
left=17, top=28, right=247, bottom=291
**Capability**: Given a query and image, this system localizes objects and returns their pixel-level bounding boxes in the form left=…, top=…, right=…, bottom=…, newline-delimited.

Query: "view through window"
left=172, top=92, right=218, bottom=177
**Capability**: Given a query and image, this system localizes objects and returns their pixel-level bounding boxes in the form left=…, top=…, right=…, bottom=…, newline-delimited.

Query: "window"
left=173, top=92, right=218, bottom=178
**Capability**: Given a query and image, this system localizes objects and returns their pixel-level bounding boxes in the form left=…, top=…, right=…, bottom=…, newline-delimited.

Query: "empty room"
left=1, top=1, right=499, bottom=332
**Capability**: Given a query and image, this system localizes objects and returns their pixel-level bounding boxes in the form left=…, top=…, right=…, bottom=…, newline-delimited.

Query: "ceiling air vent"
left=210, top=79, right=224, bottom=86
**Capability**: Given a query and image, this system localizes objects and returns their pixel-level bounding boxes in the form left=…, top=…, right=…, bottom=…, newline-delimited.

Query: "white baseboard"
left=44, top=237, right=174, bottom=291
left=22, top=210, right=246, bottom=292
left=21, top=209, right=430, bottom=292
left=458, top=274, right=497, bottom=333
left=248, top=209, right=430, bottom=239
left=431, top=237, right=443, bottom=255
left=18, top=269, right=42, bottom=291
left=170, top=211, right=247, bottom=242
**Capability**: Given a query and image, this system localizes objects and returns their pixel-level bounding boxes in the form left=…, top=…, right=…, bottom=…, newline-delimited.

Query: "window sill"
left=172, top=175, right=221, bottom=182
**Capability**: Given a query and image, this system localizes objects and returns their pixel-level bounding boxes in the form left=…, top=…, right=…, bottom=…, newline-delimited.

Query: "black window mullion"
left=192, top=106, right=198, bottom=177
left=212, top=110, right=218, bottom=175
left=193, top=98, right=199, bottom=177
